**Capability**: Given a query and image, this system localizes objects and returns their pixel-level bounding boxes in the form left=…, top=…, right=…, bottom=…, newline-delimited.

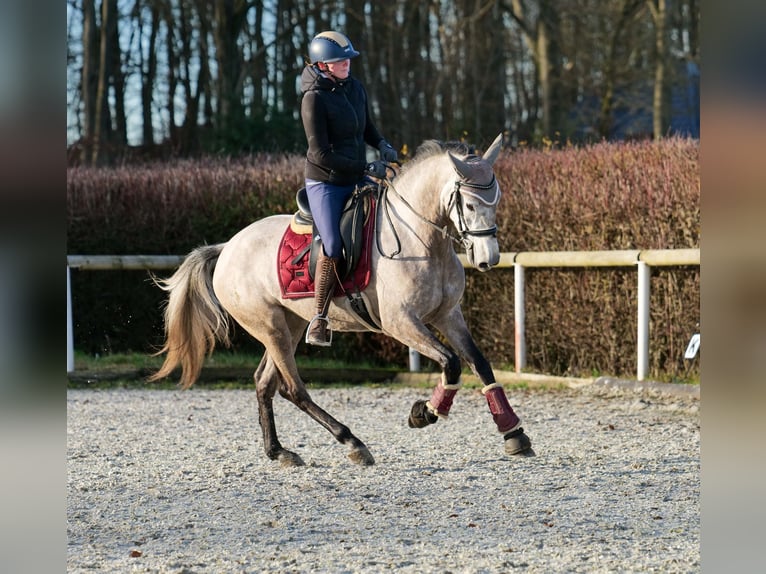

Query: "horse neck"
left=392, top=156, right=452, bottom=227
left=377, top=156, right=457, bottom=257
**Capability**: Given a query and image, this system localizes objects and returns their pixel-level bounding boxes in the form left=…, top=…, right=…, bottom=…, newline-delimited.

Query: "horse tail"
left=148, top=244, right=231, bottom=389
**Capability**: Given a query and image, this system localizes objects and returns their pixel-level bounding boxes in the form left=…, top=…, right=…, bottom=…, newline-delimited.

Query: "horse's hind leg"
left=254, top=353, right=305, bottom=467
left=256, top=311, right=375, bottom=466
left=277, top=382, right=375, bottom=466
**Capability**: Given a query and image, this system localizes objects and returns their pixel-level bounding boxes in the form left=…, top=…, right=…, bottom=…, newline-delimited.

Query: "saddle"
left=278, top=183, right=380, bottom=330
left=289, top=184, right=375, bottom=281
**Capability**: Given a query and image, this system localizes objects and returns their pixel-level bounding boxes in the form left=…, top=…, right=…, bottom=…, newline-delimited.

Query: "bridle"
left=447, top=176, right=500, bottom=241
left=376, top=167, right=500, bottom=259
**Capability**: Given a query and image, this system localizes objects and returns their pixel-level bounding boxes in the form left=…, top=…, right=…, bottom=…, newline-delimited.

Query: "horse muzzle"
left=465, top=236, right=500, bottom=272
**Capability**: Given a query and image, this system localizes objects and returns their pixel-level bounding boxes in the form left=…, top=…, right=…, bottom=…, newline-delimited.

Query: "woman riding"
left=300, top=30, right=398, bottom=346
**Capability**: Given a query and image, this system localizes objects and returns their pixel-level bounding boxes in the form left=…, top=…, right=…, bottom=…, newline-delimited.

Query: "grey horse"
left=150, top=134, right=532, bottom=466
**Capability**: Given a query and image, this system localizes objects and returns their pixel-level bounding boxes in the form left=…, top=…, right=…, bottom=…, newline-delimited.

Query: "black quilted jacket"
left=300, top=65, right=385, bottom=186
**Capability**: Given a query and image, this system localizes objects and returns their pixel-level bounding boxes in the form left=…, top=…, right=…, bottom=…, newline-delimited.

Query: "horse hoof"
left=277, top=450, right=305, bottom=467
left=408, top=400, right=439, bottom=428
left=504, top=429, right=533, bottom=456
left=348, top=446, right=375, bottom=466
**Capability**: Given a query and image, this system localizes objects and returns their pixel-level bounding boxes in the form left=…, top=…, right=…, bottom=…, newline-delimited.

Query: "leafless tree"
left=66, top=0, right=700, bottom=162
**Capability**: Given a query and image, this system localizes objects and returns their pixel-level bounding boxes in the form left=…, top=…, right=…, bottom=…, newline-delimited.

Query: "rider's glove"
left=365, top=160, right=387, bottom=179
left=378, top=141, right=398, bottom=163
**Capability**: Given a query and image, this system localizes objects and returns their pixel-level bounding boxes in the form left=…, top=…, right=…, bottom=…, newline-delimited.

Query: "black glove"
left=378, top=141, right=398, bottom=163
left=365, top=160, right=387, bottom=179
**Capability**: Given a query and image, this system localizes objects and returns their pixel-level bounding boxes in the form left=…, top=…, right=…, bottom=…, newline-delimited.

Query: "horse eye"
left=465, top=204, right=476, bottom=212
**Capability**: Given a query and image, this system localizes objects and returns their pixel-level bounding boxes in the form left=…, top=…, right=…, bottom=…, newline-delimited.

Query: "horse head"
left=446, top=133, right=503, bottom=272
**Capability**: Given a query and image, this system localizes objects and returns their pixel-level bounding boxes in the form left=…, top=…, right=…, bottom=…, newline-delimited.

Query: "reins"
left=376, top=167, right=498, bottom=259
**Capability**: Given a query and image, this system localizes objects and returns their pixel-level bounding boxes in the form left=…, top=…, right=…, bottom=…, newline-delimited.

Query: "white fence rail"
left=67, top=249, right=700, bottom=380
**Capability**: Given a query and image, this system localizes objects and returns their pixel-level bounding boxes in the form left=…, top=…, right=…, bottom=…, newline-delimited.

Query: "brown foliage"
left=465, top=137, right=699, bottom=379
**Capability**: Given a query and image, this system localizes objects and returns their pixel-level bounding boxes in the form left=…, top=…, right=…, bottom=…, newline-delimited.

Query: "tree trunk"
left=648, top=0, right=667, bottom=140
left=248, top=1, right=266, bottom=123
left=178, top=0, right=197, bottom=153
left=212, top=0, right=248, bottom=135
left=277, top=0, right=298, bottom=116
left=687, top=0, right=699, bottom=58
left=599, top=0, right=645, bottom=138
left=163, top=2, right=178, bottom=147
left=141, top=3, right=159, bottom=146
left=81, top=0, right=98, bottom=141
left=109, top=0, right=127, bottom=146
left=200, top=13, right=214, bottom=130
left=507, top=0, right=562, bottom=139
left=92, top=0, right=114, bottom=165
left=538, top=1, right=562, bottom=137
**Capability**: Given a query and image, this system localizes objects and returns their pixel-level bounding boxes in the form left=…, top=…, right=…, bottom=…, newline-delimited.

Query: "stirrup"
left=305, top=314, right=332, bottom=347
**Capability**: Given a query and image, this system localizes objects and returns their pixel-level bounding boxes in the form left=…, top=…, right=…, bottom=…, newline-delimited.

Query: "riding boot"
left=305, top=252, right=340, bottom=346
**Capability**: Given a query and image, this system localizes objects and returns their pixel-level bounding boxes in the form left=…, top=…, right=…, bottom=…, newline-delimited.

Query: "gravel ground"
left=67, top=383, right=699, bottom=573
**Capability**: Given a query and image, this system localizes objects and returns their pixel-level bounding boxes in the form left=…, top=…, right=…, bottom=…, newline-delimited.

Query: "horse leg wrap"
left=481, top=383, right=521, bottom=433
left=425, top=378, right=461, bottom=418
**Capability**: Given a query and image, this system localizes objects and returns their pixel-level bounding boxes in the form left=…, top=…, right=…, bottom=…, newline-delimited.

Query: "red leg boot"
left=482, top=383, right=532, bottom=455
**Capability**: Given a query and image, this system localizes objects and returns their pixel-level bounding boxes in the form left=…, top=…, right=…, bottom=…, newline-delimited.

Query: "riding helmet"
left=309, top=31, right=360, bottom=63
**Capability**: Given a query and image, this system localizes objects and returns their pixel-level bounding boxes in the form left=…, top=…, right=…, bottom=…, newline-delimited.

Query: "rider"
left=300, top=30, right=398, bottom=346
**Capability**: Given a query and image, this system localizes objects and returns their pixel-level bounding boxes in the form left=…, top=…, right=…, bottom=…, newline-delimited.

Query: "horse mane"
left=400, top=139, right=477, bottom=176
left=417, top=139, right=476, bottom=157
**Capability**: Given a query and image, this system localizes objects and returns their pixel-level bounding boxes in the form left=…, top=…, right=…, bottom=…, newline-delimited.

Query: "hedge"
left=67, top=138, right=699, bottom=380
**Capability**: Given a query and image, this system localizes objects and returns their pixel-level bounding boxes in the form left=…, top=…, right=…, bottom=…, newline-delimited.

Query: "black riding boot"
left=305, top=252, right=339, bottom=346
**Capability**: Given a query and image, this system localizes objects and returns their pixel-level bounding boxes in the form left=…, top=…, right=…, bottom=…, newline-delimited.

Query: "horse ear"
left=448, top=152, right=471, bottom=178
left=482, top=133, right=503, bottom=165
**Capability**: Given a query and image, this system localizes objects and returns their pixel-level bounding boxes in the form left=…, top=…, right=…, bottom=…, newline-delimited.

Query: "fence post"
left=67, top=265, right=74, bottom=373
left=637, top=261, right=650, bottom=381
left=514, top=263, right=526, bottom=373
left=408, top=347, right=420, bottom=372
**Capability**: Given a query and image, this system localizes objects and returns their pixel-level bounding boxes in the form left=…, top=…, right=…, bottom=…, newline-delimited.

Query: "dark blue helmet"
left=309, top=31, right=360, bottom=64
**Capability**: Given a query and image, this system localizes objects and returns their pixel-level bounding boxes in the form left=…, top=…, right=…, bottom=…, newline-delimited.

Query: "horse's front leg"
left=433, top=309, right=533, bottom=456
left=407, top=355, right=462, bottom=429
left=386, top=318, right=464, bottom=428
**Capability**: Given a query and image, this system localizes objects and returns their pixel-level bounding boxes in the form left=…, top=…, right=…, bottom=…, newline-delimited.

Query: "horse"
left=149, top=133, right=533, bottom=466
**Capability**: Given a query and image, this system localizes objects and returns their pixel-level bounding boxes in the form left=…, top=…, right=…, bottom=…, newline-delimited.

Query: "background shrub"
left=67, top=139, right=699, bottom=379
left=464, top=138, right=700, bottom=378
